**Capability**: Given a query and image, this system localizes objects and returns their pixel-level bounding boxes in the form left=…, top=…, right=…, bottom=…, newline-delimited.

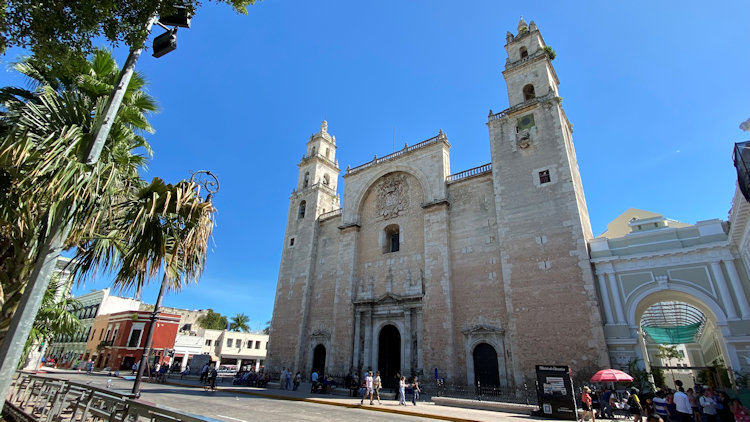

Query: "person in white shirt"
left=699, top=390, right=718, bottom=422
left=673, top=384, right=692, bottom=422
left=360, top=371, right=374, bottom=405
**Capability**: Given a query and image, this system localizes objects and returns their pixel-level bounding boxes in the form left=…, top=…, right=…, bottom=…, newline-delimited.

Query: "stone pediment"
left=310, top=328, right=331, bottom=339
left=462, top=324, right=504, bottom=336
left=376, top=292, right=403, bottom=304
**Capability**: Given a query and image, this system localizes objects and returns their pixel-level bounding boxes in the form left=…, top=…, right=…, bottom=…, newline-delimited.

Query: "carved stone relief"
left=376, top=173, right=409, bottom=220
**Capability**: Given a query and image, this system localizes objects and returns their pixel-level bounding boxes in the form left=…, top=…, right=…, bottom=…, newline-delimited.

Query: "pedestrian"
left=411, top=376, right=420, bottom=405
left=699, top=390, right=718, bottom=422
left=293, top=371, right=301, bottom=391
left=600, top=387, right=614, bottom=419
left=208, top=366, right=218, bottom=390
left=730, top=398, right=750, bottom=422
left=200, top=363, right=209, bottom=383
left=673, top=381, right=692, bottom=422
left=310, top=370, right=319, bottom=393
left=360, top=371, right=374, bottom=405
left=286, top=369, right=292, bottom=390
left=373, top=371, right=382, bottom=405
left=653, top=391, right=671, bottom=421
left=280, top=367, right=287, bottom=390
left=398, top=376, right=407, bottom=405
left=628, top=388, right=642, bottom=422
left=582, top=386, right=596, bottom=421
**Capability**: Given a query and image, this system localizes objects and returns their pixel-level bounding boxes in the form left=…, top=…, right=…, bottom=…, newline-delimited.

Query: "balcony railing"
left=318, top=209, right=342, bottom=221
left=346, top=131, right=448, bottom=175
left=446, top=163, right=492, bottom=183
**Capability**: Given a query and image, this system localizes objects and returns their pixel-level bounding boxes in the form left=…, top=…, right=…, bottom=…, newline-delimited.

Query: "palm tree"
left=0, top=50, right=156, bottom=344
left=74, top=176, right=216, bottom=394
left=230, top=313, right=250, bottom=332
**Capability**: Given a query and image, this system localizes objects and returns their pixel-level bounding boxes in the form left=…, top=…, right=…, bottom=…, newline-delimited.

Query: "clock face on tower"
left=517, top=114, right=535, bottom=130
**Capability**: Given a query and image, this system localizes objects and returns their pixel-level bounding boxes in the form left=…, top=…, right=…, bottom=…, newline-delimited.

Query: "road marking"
left=217, top=415, right=247, bottom=422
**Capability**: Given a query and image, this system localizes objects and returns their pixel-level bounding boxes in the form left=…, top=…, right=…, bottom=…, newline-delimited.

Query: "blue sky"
left=2, top=1, right=749, bottom=331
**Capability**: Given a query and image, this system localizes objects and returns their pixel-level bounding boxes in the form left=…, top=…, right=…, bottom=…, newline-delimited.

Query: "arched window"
left=298, top=201, right=306, bottom=219
left=303, top=172, right=309, bottom=188
left=311, top=146, right=316, bottom=156
left=519, top=46, right=528, bottom=59
left=325, top=148, right=330, bottom=159
left=323, top=174, right=330, bottom=185
left=383, top=224, right=400, bottom=253
left=523, top=84, right=536, bottom=101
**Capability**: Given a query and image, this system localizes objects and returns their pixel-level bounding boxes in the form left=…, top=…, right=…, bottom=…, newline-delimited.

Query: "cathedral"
left=267, top=18, right=613, bottom=387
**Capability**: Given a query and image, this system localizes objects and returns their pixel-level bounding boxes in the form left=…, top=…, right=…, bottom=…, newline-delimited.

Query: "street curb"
left=164, top=380, right=482, bottom=422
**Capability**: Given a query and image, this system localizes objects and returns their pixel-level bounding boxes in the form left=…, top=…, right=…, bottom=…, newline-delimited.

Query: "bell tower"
left=488, top=18, right=609, bottom=383
left=268, top=121, right=341, bottom=373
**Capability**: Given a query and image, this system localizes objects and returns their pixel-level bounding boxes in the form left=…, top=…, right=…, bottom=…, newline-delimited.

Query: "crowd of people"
left=582, top=380, right=749, bottom=422
left=230, top=367, right=272, bottom=388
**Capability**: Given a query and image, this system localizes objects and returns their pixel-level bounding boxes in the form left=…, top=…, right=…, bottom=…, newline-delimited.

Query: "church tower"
left=268, top=121, right=340, bottom=372
left=488, top=18, right=609, bottom=383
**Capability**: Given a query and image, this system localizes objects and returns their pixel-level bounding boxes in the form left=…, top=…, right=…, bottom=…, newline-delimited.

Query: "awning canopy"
left=641, top=301, right=706, bottom=344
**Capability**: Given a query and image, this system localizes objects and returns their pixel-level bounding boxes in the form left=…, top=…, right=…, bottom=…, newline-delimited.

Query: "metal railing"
left=424, top=380, right=537, bottom=405
left=4, top=372, right=221, bottom=422
left=346, top=132, right=448, bottom=175
left=446, top=163, right=492, bottom=183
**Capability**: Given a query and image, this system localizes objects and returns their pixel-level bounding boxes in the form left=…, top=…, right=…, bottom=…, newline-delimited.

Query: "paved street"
left=37, top=370, right=558, bottom=422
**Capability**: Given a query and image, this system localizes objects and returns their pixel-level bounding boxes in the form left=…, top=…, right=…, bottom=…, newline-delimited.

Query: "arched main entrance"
left=473, top=343, right=500, bottom=386
left=312, top=344, right=326, bottom=376
left=378, top=324, right=401, bottom=389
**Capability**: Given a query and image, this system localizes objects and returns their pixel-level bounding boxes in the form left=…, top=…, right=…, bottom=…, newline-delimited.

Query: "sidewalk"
left=163, top=375, right=544, bottom=422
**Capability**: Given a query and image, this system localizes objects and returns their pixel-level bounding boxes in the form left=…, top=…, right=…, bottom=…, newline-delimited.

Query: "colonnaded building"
left=268, top=19, right=750, bottom=387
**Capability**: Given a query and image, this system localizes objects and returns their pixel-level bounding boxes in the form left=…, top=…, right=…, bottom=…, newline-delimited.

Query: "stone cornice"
left=592, top=242, right=734, bottom=273
left=421, top=199, right=449, bottom=210
left=338, top=222, right=361, bottom=232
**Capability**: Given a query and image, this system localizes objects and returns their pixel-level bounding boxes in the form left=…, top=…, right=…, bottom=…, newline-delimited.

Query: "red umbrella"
left=590, top=369, right=634, bottom=383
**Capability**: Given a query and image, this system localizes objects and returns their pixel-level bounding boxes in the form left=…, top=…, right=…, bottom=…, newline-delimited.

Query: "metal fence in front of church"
left=423, top=380, right=538, bottom=405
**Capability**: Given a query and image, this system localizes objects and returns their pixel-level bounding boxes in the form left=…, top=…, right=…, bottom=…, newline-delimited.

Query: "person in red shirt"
left=582, top=386, right=596, bottom=421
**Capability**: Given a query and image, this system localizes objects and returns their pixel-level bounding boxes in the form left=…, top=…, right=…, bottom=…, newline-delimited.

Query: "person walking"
left=582, top=386, right=596, bottom=421
left=628, top=388, right=643, bottom=422
left=200, top=363, right=209, bottom=383
left=280, top=367, right=288, bottom=390
left=285, top=369, right=292, bottom=390
left=310, top=370, right=319, bottom=393
left=673, top=381, right=692, bottom=422
left=411, top=376, right=421, bottom=405
left=398, top=376, right=407, bottom=405
left=293, top=371, right=301, bottom=391
left=360, top=371, right=374, bottom=405
left=373, top=371, right=382, bottom=405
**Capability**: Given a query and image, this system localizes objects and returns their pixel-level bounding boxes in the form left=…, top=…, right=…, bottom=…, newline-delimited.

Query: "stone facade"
left=268, top=19, right=611, bottom=386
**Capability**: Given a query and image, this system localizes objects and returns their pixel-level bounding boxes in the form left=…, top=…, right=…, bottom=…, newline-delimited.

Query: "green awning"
left=643, top=322, right=702, bottom=344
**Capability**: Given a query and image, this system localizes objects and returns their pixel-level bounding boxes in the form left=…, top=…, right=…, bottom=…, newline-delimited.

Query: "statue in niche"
left=376, top=174, right=409, bottom=220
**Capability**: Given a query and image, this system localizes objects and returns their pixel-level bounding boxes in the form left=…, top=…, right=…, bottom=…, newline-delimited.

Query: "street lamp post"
left=0, top=12, right=188, bottom=412
left=131, top=170, right=218, bottom=396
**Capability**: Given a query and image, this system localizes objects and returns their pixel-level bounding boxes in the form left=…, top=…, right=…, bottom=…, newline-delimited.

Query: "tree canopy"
left=229, top=313, right=249, bottom=332
left=0, top=0, right=256, bottom=65
left=197, top=309, right=228, bottom=330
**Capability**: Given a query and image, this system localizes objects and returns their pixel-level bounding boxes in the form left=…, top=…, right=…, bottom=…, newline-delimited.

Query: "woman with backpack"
left=628, top=388, right=643, bottom=422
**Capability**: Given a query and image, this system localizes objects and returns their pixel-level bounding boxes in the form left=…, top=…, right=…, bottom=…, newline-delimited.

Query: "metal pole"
left=0, top=18, right=155, bottom=413
left=132, top=273, right=168, bottom=396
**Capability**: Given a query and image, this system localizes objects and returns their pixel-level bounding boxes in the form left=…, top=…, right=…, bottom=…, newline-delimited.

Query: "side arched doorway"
left=312, top=344, right=326, bottom=376
left=378, top=324, right=401, bottom=389
left=473, top=343, right=500, bottom=386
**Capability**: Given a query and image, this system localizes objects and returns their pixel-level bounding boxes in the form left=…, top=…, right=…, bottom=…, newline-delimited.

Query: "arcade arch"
left=632, top=290, right=735, bottom=389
